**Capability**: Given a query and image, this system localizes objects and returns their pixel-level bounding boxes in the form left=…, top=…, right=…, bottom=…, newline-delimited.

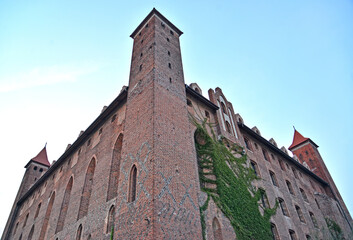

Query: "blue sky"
left=0, top=0, right=352, bottom=235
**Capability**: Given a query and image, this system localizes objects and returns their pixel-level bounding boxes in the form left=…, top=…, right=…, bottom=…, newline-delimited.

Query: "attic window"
left=170, top=30, right=174, bottom=35
left=99, top=128, right=103, bottom=135
left=34, top=166, right=38, bottom=171
left=87, top=139, right=91, bottom=146
left=111, top=114, right=117, bottom=122
left=161, top=22, right=165, bottom=28
left=145, top=24, right=149, bottom=28
left=187, top=99, right=192, bottom=106
left=39, top=168, right=43, bottom=172
left=138, top=32, right=141, bottom=36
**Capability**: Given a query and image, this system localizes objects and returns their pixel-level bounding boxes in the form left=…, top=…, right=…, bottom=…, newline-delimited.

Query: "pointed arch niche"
left=78, top=158, right=96, bottom=220
left=128, top=165, right=137, bottom=202
left=107, top=134, right=123, bottom=201
left=39, top=191, right=55, bottom=240
left=212, top=217, right=223, bottom=240
left=56, top=176, right=73, bottom=233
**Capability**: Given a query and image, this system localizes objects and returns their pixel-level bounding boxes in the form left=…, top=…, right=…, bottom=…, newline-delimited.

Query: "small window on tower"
left=170, top=30, right=174, bottom=35
left=140, top=52, right=143, bottom=57
left=39, top=168, right=43, bottom=172
left=139, top=64, right=143, bottom=71
left=34, top=166, right=38, bottom=170
left=168, top=51, right=171, bottom=56
left=169, top=77, right=172, bottom=83
left=205, top=111, right=210, bottom=118
left=141, top=39, right=143, bottom=44
left=167, top=38, right=170, bottom=42
left=168, top=63, right=172, bottom=69
left=145, top=24, right=149, bottom=28
left=187, top=99, right=192, bottom=106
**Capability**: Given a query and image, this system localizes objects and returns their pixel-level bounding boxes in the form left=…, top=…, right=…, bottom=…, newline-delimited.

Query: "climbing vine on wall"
left=325, top=218, right=344, bottom=240
left=192, top=117, right=277, bottom=240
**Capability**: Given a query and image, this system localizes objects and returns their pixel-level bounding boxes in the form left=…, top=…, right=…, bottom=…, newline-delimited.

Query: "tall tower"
left=114, top=9, right=202, bottom=239
left=2, top=146, right=50, bottom=240
left=289, top=129, right=353, bottom=223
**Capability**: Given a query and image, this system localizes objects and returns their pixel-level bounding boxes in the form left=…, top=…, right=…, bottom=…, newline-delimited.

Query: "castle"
left=2, top=8, right=352, bottom=240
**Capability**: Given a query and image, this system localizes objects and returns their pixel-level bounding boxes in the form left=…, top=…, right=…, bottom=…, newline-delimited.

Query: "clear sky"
left=0, top=0, right=352, bottom=236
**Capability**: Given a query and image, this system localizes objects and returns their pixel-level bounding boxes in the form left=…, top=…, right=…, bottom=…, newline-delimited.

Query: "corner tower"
left=115, top=9, right=203, bottom=239
left=289, top=129, right=352, bottom=224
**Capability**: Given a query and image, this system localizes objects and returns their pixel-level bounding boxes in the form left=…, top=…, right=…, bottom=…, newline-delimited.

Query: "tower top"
left=130, top=8, right=183, bottom=39
left=24, top=145, right=50, bottom=168
left=288, top=129, right=318, bottom=150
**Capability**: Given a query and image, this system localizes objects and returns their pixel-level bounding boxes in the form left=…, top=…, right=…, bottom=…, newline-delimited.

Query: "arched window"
left=271, top=223, right=280, bottom=240
left=309, top=212, right=318, bottom=228
left=212, top=217, right=223, bottom=240
left=107, top=134, right=123, bottom=201
left=56, top=177, right=73, bottom=233
left=34, top=203, right=41, bottom=219
left=269, top=171, right=278, bottom=187
left=225, top=121, right=232, bottom=134
left=28, top=225, right=34, bottom=240
left=128, top=165, right=137, bottom=202
left=78, top=158, right=96, bottom=220
left=106, top=205, right=115, bottom=234
left=14, top=222, right=19, bottom=235
left=260, top=189, right=270, bottom=208
left=18, top=234, right=22, bottom=240
left=76, top=224, right=82, bottom=240
left=23, top=213, right=29, bottom=227
left=278, top=198, right=289, bottom=217
left=289, top=229, right=297, bottom=240
left=286, top=180, right=294, bottom=195
left=220, top=102, right=227, bottom=114
left=295, top=205, right=305, bottom=223
left=39, top=192, right=55, bottom=240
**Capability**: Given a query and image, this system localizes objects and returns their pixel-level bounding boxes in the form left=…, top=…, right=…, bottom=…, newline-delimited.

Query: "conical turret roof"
left=25, top=145, right=50, bottom=168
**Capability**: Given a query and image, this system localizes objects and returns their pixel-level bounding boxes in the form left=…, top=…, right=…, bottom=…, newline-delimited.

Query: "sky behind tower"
left=1, top=0, right=352, bottom=236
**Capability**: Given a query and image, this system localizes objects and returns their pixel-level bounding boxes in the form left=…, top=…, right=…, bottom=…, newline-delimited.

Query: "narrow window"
left=262, top=149, right=269, bottom=161
left=315, top=199, right=320, bottom=209
left=220, top=102, right=227, bottom=114
left=250, top=161, right=260, bottom=177
left=78, top=158, right=96, bottom=220
left=168, top=63, right=171, bottom=69
left=145, top=24, right=148, bottom=28
left=140, top=52, right=143, bottom=57
left=271, top=153, right=275, bottom=160
left=260, top=189, right=270, bottom=208
left=300, top=188, right=308, bottom=202
left=39, top=192, right=55, bottom=240
left=212, top=217, right=223, bottom=240
left=169, top=77, right=172, bottom=83
left=205, top=110, right=210, bottom=118
left=76, top=224, right=82, bottom=240
left=295, top=205, right=305, bottom=223
left=289, top=229, right=297, bottom=240
left=128, top=165, right=137, bottom=202
left=278, top=159, right=285, bottom=171
left=167, top=38, right=170, bottom=42
left=28, top=225, right=34, bottom=240
left=269, top=171, right=278, bottom=187
left=111, top=114, right=117, bottom=122
left=168, top=51, right=170, bottom=56
left=309, top=212, right=318, bottom=228
left=35, top=203, right=41, bottom=219
left=278, top=198, right=289, bottom=216
left=187, top=99, right=192, bottom=106
left=170, top=30, right=174, bottom=35
left=254, top=142, right=258, bottom=150
left=225, top=121, right=232, bottom=134
left=107, top=134, right=123, bottom=201
left=292, top=167, right=298, bottom=179
left=56, top=177, right=73, bottom=233
left=271, top=223, right=280, bottom=240
left=286, top=181, right=294, bottom=195
left=106, top=205, right=115, bottom=234
left=161, top=22, right=165, bottom=28
left=306, top=235, right=311, bottom=240
left=244, top=138, right=252, bottom=150
left=141, top=39, right=144, bottom=44
left=23, top=213, right=29, bottom=227
left=14, top=222, right=19, bottom=235
left=139, top=64, right=142, bottom=71
left=19, top=234, right=22, bottom=240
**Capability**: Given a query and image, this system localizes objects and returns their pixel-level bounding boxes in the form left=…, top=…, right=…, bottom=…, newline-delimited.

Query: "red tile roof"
left=288, top=129, right=309, bottom=150
left=31, top=146, right=50, bottom=167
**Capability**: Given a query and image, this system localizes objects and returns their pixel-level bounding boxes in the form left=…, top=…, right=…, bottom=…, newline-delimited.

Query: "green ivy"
left=325, top=218, right=344, bottom=240
left=193, top=118, right=277, bottom=240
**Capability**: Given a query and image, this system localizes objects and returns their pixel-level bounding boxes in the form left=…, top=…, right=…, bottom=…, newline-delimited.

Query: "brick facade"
left=2, top=8, right=352, bottom=240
